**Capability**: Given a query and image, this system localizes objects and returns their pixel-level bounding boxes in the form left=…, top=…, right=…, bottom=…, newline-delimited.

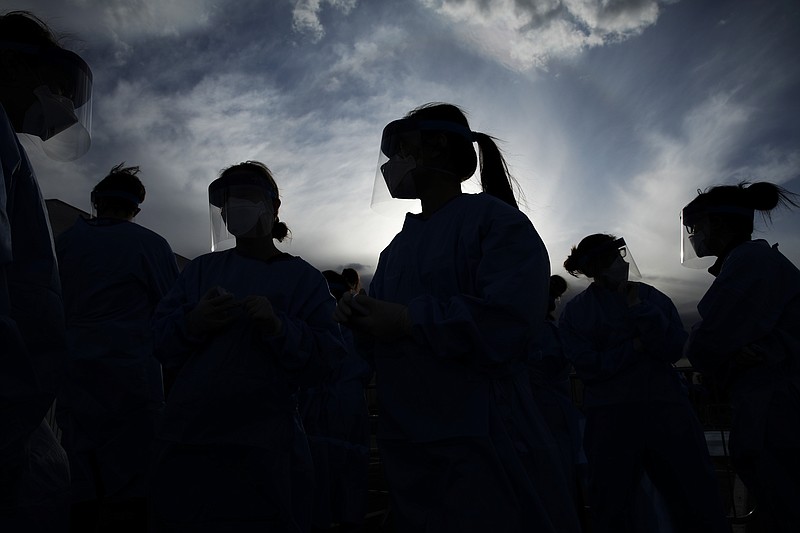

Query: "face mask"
left=600, top=255, right=629, bottom=287
left=21, top=85, right=79, bottom=141
left=689, top=231, right=712, bottom=258
left=224, top=199, right=269, bottom=236
left=381, top=155, right=418, bottom=199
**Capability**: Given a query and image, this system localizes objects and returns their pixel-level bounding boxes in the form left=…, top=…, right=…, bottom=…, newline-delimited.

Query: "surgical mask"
left=224, top=199, right=268, bottom=236
left=381, top=155, right=418, bottom=199
left=600, top=256, right=629, bottom=286
left=689, top=231, right=712, bottom=258
left=21, top=85, right=79, bottom=141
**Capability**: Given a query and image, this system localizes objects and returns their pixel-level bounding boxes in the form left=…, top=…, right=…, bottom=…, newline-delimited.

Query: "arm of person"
left=255, top=271, right=348, bottom=386
left=403, top=207, right=549, bottom=367
left=685, top=247, right=777, bottom=375
left=559, top=303, right=642, bottom=384
left=151, top=265, right=234, bottom=370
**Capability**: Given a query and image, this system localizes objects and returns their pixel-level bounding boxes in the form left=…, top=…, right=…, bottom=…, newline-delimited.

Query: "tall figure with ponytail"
left=682, top=181, right=800, bottom=533
left=335, top=103, right=580, bottom=533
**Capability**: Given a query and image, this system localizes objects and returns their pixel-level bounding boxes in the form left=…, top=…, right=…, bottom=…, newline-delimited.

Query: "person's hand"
left=620, top=281, right=641, bottom=307
left=334, top=293, right=410, bottom=340
left=241, top=295, right=282, bottom=336
left=185, top=286, right=240, bottom=337
left=333, top=292, right=371, bottom=324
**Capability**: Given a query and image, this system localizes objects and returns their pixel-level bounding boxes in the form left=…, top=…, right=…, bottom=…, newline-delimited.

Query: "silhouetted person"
left=55, top=163, right=179, bottom=532
left=334, top=103, right=581, bottom=533
left=300, top=269, right=371, bottom=532
left=1, top=10, right=93, bottom=531
left=682, top=181, right=800, bottom=533
left=150, top=161, right=346, bottom=532
left=559, top=233, right=730, bottom=533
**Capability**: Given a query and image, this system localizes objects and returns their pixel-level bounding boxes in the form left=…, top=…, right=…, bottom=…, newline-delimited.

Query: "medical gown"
left=368, top=193, right=580, bottom=533
left=55, top=216, right=179, bottom=502
left=686, top=239, right=800, bottom=532
left=560, top=282, right=729, bottom=533
left=151, top=249, right=346, bottom=532
left=1, top=104, right=70, bottom=529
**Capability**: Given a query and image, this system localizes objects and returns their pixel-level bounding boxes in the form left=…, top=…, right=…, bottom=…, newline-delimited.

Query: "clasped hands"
left=333, top=292, right=411, bottom=340
left=186, top=286, right=282, bottom=337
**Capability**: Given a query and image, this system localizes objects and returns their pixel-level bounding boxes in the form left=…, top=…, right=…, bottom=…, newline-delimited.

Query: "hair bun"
left=745, top=182, right=781, bottom=211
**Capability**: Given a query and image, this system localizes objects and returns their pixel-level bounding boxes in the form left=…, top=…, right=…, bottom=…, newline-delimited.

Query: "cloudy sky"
left=6, top=0, right=800, bottom=324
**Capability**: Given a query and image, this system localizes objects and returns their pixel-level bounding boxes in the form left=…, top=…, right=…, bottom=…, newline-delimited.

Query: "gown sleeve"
left=402, top=207, right=549, bottom=367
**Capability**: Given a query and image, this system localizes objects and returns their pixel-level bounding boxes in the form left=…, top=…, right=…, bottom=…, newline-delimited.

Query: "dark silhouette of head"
left=404, top=102, right=519, bottom=208
left=0, top=11, right=88, bottom=129
left=342, top=267, right=360, bottom=292
left=683, top=182, right=799, bottom=253
left=217, top=161, right=289, bottom=242
left=322, top=270, right=350, bottom=300
left=92, top=163, right=145, bottom=220
left=564, top=234, right=619, bottom=279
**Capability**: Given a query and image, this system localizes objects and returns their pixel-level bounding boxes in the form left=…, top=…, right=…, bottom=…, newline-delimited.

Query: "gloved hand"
left=185, top=286, right=240, bottom=337
left=241, top=295, right=283, bottom=336
left=334, top=293, right=410, bottom=340
left=333, top=291, right=371, bottom=323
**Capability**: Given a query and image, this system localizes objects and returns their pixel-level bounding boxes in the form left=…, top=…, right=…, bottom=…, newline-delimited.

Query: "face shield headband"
left=1, top=41, right=93, bottom=161
left=371, top=118, right=476, bottom=214
left=578, top=237, right=642, bottom=280
left=208, top=172, right=278, bottom=251
left=680, top=204, right=753, bottom=268
left=90, top=189, right=142, bottom=218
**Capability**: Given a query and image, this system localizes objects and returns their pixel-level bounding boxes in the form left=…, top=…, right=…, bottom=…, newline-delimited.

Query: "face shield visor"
left=208, top=172, right=277, bottom=251
left=371, top=118, right=475, bottom=216
left=2, top=42, right=93, bottom=161
left=680, top=204, right=752, bottom=268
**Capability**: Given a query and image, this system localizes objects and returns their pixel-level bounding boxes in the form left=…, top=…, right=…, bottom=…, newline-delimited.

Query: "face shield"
left=208, top=172, right=277, bottom=251
left=584, top=237, right=642, bottom=281
left=371, top=118, right=475, bottom=216
left=610, top=237, right=641, bottom=280
left=2, top=42, right=93, bottom=161
left=680, top=204, right=752, bottom=268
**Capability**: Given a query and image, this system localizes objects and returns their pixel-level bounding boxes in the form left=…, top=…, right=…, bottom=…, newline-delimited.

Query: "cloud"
left=420, top=0, right=667, bottom=70
left=291, top=0, right=357, bottom=42
left=16, top=0, right=217, bottom=63
left=610, top=92, right=754, bottom=281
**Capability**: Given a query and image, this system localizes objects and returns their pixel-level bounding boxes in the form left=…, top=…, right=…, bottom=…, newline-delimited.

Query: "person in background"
left=559, top=233, right=730, bottom=533
left=300, top=269, right=372, bottom=532
left=682, top=181, right=800, bottom=533
left=342, top=267, right=363, bottom=295
left=335, top=102, right=580, bottom=533
left=150, top=161, right=346, bottom=532
left=55, top=163, right=179, bottom=532
left=1, top=10, right=92, bottom=531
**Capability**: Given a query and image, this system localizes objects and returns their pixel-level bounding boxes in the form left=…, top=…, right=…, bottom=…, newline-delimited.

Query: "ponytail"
left=272, top=219, right=290, bottom=242
left=743, top=182, right=799, bottom=220
left=405, top=102, right=523, bottom=209
left=684, top=181, right=799, bottom=240
left=474, top=132, right=519, bottom=209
